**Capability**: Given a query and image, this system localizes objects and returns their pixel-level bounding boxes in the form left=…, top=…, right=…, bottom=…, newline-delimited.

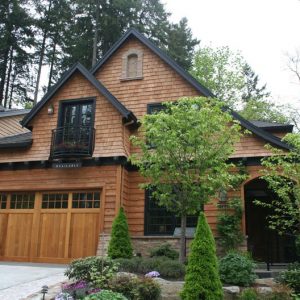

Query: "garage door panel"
left=38, top=213, right=67, bottom=259
left=0, top=214, right=8, bottom=256
left=69, top=213, right=100, bottom=259
left=5, top=214, right=33, bottom=258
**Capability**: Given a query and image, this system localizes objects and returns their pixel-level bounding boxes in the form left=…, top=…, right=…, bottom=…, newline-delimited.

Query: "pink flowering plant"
left=145, top=271, right=160, bottom=278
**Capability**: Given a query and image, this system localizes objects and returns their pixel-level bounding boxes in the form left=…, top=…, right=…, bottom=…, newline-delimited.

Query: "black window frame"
left=144, top=189, right=200, bottom=236
left=57, top=97, right=96, bottom=128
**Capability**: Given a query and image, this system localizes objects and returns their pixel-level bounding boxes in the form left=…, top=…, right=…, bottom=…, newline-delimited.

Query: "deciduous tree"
left=130, top=97, right=245, bottom=262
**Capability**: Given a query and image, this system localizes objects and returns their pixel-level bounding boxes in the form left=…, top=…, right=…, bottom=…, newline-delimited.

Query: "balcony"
left=50, top=126, right=95, bottom=159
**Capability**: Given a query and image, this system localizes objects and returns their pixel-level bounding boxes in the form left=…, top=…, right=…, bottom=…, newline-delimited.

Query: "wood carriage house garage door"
left=0, top=191, right=101, bottom=263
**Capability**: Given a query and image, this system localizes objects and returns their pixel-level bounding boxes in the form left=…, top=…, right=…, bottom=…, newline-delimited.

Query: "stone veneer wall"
left=96, top=234, right=248, bottom=257
left=131, top=236, right=193, bottom=257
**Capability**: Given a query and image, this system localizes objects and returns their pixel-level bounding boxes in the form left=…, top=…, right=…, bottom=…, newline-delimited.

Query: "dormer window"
left=121, top=49, right=143, bottom=80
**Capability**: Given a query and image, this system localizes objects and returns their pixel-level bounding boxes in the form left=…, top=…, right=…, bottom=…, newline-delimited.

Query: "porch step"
left=255, top=270, right=281, bottom=278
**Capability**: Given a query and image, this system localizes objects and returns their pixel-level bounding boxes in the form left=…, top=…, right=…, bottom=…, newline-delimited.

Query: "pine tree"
left=242, top=63, right=270, bottom=102
left=107, top=207, right=133, bottom=259
left=166, top=18, right=199, bottom=70
left=181, top=212, right=223, bottom=300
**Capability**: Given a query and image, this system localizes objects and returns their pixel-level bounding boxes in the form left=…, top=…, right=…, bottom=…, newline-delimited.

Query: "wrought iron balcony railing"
left=50, top=126, right=95, bottom=159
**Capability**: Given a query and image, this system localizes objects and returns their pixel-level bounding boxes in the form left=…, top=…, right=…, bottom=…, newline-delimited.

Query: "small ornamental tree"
left=181, top=212, right=223, bottom=300
left=257, top=133, right=300, bottom=255
left=130, top=97, right=245, bottom=262
left=108, top=207, right=133, bottom=259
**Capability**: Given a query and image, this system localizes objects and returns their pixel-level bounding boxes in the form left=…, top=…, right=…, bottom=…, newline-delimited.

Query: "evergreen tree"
left=108, top=207, right=133, bottom=259
left=181, top=212, right=223, bottom=300
left=0, top=0, right=34, bottom=107
left=242, top=63, right=270, bottom=102
left=166, top=18, right=199, bottom=70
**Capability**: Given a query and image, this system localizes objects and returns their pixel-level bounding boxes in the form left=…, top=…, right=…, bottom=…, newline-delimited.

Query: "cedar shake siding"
left=0, top=29, right=293, bottom=262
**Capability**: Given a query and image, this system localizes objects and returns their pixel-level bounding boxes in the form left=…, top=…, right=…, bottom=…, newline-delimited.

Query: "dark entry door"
left=245, top=178, right=297, bottom=263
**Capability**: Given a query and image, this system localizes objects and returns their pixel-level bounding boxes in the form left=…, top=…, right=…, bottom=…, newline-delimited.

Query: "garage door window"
left=0, top=194, right=7, bottom=209
left=10, top=193, right=35, bottom=209
left=72, top=192, right=100, bottom=208
left=42, top=193, right=68, bottom=209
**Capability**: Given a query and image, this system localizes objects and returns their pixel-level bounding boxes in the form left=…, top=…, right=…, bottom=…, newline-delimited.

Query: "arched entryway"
left=244, top=177, right=297, bottom=263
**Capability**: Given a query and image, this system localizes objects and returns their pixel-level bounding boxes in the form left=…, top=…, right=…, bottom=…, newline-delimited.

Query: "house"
left=0, top=29, right=295, bottom=264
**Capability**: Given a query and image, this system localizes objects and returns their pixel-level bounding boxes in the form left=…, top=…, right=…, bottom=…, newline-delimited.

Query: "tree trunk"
left=92, top=0, right=100, bottom=67
left=0, top=48, right=9, bottom=106
left=47, top=39, right=57, bottom=90
left=4, top=47, right=13, bottom=108
left=179, top=213, right=187, bottom=263
left=33, top=32, right=47, bottom=105
left=33, top=0, right=53, bottom=104
left=8, top=72, right=16, bottom=109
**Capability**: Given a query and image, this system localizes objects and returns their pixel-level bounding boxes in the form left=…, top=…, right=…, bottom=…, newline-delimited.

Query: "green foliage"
left=149, top=243, right=179, bottom=260
left=259, top=133, right=300, bottom=238
left=296, top=235, right=300, bottom=256
left=181, top=212, right=223, bottom=300
left=108, top=274, right=161, bottom=300
left=276, top=263, right=300, bottom=294
left=166, top=17, right=199, bottom=70
left=217, top=197, right=244, bottom=251
left=190, top=45, right=288, bottom=122
left=219, top=251, right=257, bottom=286
left=130, top=97, right=244, bottom=261
left=84, top=290, right=128, bottom=300
left=191, top=46, right=246, bottom=108
left=239, top=99, right=288, bottom=124
left=65, top=256, right=118, bottom=287
left=115, top=256, right=185, bottom=279
left=108, top=207, right=133, bottom=259
left=135, top=277, right=161, bottom=300
left=239, top=288, right=259, bottom=300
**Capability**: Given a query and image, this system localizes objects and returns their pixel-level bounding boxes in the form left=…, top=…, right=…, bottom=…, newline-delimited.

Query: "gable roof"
left=91, top=29, right=214, bottom=98
left=21, top=63, right=137, bottom=128
left=249, top=120, right=293, bottom=132
left=0, top=109, right=30, bottom=118
left=91, top=28, right=291, bottom=151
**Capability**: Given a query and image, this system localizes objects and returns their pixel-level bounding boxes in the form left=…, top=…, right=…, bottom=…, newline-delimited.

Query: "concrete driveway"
left=0, top=262, right=67, bottom=300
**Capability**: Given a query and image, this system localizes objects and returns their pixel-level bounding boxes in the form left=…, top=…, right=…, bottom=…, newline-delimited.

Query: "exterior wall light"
left=219, top=189, right=227, bottom=203
left=47, top=104, right=54, bottom=115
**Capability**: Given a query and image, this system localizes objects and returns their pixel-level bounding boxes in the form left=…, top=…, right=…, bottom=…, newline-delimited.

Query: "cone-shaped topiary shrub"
left=181, top=212, right=223, bottom=300
left=108, top=207, right=133, bottom=259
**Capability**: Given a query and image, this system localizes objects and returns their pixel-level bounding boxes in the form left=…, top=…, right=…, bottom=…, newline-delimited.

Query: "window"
left=121, top=49, right=143, bottom=80
left=42, top=193, right=68, bottom=209
left=72, top=192, right=100, bottom=209
left=0, top=193, right=7, bottom=209
left=144, top=189, right=198, bottom=235
left=10, top=193, right=35, bottom=209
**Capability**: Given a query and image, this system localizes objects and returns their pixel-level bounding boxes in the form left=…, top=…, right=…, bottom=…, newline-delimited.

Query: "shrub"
left=84, top=290, right=128, bottom=300
left=181, top=212, right=223, bottom=300
left=108, top=207, right=133, bottom=259
left=108, top=274, right=161, bottom=300
left=135, top=277, right=161, bottom=300
left=276, top=263, right=300, bottom=294
left=219, top=251, right=257, bottom=286
left=65, top=256, right=119, bottom=287
left=295, top=235, right=300, bottom=257
left=115, top=256, right=185, bottom=279
left=149, top=243, right=179, bottom=260
left=239, top=288, right=259, bottom=300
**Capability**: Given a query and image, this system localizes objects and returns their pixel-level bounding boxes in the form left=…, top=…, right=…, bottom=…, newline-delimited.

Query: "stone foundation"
left=97, top=234, right=248, bottom=257
left=131, top=236, right=193, bottom=257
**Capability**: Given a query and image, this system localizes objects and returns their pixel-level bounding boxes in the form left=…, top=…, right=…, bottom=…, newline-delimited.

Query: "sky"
left=164, top=0, right=300, bottom=107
